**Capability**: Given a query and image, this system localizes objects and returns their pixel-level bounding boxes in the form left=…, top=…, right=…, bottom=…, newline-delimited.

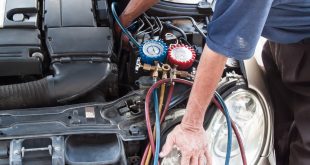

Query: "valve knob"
left=168, top=44, right=196, bottom=70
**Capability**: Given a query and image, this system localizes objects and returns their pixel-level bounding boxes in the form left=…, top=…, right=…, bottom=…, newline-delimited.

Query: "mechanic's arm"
left=159, top=45, right=226, bottom=165
left=118, top=0, right=227, bottom=126
left=160, top=0, right=273, bottom=164
left=119, top=0, right=159, bottom=27
left=183, top=46, right=227, bottom=129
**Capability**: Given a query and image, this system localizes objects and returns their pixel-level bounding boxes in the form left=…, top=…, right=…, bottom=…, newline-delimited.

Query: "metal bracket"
left=10, top=136, right=64, bottom=165
left=21, top=145, right=53, bottom=158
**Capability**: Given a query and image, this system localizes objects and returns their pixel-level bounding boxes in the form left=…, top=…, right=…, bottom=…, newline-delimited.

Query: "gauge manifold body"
left=139, top=40, right=168, bottom=64
left=168, top=44, right=196, bottom=70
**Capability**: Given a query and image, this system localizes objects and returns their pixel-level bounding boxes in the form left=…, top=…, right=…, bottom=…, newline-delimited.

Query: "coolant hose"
left=0, top=78, right=52, bottom=109
left=0, top=61, right=112, bottom=110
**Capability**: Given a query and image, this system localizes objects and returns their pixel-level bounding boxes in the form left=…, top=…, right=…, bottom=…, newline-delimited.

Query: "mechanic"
left=117, top=0, right=310, bottom=164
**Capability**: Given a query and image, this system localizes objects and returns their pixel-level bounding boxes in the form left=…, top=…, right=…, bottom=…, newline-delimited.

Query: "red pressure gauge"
left=168, top=44, right=196, bottom=70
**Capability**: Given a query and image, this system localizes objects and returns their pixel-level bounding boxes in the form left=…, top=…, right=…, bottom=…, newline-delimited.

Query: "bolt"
left=14, top=150, right=20, bottom=155
left=54, top=146, right=60, bottom=151
left=32, top=52, right=44, bottom=61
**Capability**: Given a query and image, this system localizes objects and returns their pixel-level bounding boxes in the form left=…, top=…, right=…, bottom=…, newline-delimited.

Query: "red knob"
left=168, top=44, right=196, bottom=70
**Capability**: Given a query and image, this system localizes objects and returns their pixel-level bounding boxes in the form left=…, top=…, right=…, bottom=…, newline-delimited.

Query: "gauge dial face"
left=171, top=47, right=193, bottom=62
left=143, top=42, right=164, bottom=57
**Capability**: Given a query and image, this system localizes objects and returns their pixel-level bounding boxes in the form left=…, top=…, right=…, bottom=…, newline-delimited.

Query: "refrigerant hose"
left=141, top=83, right=175, bottom=165
left=144, top=78, right=247, bottom=165
left=145, top=83, right=167, bottom=165
left=111, top=2, right=140, bottom=47
left=152, top=79, right=161, bottom=165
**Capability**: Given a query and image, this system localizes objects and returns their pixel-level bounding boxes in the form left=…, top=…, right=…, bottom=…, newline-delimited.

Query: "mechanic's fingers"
left=120, top=35, right=130, bottom=50
left=122, top=34, right=129, bottom=42
left=198, top=153, right=206, bottom=165
left=159, top=135, right=175, bottom=158
left=181, top=154, right=191, bottom=165
left=204, top=149, right=212, bottom=165
left=190, top=154, right=199, bottom=165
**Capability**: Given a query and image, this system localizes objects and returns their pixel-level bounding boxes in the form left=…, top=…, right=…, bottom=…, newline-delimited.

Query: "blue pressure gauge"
left=139, top=40, right=168, bottom=64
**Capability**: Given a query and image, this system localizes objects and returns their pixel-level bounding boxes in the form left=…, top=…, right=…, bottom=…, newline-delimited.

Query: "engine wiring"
left=112, top=2, right=203, bottom=49
left=136, top=15, right=163, bottom=42
left=145, top=16, right=207, bottom=39
left=162, top=22, right=188, bottom=41
left=112, top=3, right=202, bottom=49
left=143, top=14, right=155, bottom=39
left=144, top=78, right=247, bottom=165
left=155, top=17, right=164, bottom=36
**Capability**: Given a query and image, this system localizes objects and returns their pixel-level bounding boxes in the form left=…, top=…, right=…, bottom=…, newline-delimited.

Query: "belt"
left=301, top=38, right=310, bottom=44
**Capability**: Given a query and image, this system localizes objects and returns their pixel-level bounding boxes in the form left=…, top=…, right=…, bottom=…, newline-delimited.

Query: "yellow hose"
left=158, top=84, right=166, bottom=113
left=145, top=83, right=166, bottom=165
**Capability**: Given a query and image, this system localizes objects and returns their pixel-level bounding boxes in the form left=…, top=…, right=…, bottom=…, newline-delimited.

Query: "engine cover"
left=0, top=0, right=116, bottom=108
left=0, top=0, right=42, bottom=76
left=44, top=0, right=113, bottom=60
left=0, top=0, right=112, bottom=77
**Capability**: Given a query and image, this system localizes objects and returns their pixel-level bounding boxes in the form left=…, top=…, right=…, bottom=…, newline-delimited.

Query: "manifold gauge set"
left=139, top=39, right=197, bottom=70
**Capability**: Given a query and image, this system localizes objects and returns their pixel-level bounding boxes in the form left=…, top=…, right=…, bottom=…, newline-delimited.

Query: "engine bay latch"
left=10, top=136, right=65, bottom=165
left=20, top=145, right=53, bottom=158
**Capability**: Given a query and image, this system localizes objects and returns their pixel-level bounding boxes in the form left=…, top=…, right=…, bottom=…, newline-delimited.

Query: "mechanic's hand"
left=160, top=124, right=212, bottom=165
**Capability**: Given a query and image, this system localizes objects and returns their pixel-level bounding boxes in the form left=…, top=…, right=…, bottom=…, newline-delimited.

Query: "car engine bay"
left=0, top=0, right=273, bottom=165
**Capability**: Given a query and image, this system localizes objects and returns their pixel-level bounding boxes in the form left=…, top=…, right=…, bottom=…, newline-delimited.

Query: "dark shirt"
left=206, top=0, right=310, bottom=60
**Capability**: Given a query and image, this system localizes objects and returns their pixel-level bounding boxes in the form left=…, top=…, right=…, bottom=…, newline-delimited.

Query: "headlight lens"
left=206, top=89, right=266, bottom=164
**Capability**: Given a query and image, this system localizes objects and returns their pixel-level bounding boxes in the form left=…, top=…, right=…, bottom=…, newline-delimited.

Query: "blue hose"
left=111, top=2, right=140, bottom=48
left=215, top=92, right=232, bottom=165
left=153, top=81, right=161, bottom=165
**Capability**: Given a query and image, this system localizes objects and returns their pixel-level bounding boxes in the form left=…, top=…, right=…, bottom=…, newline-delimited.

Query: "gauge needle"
left=152, top=46, right=156, bottom=54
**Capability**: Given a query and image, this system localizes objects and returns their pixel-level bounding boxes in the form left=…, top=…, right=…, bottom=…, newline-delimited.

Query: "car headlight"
left=206, top=89, right=266, bottom=164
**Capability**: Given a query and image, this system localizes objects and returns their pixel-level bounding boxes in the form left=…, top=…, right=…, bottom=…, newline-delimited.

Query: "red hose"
left=141, top=145, right=150, bottom=165
left=143, top=78, right=247, bottom=165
